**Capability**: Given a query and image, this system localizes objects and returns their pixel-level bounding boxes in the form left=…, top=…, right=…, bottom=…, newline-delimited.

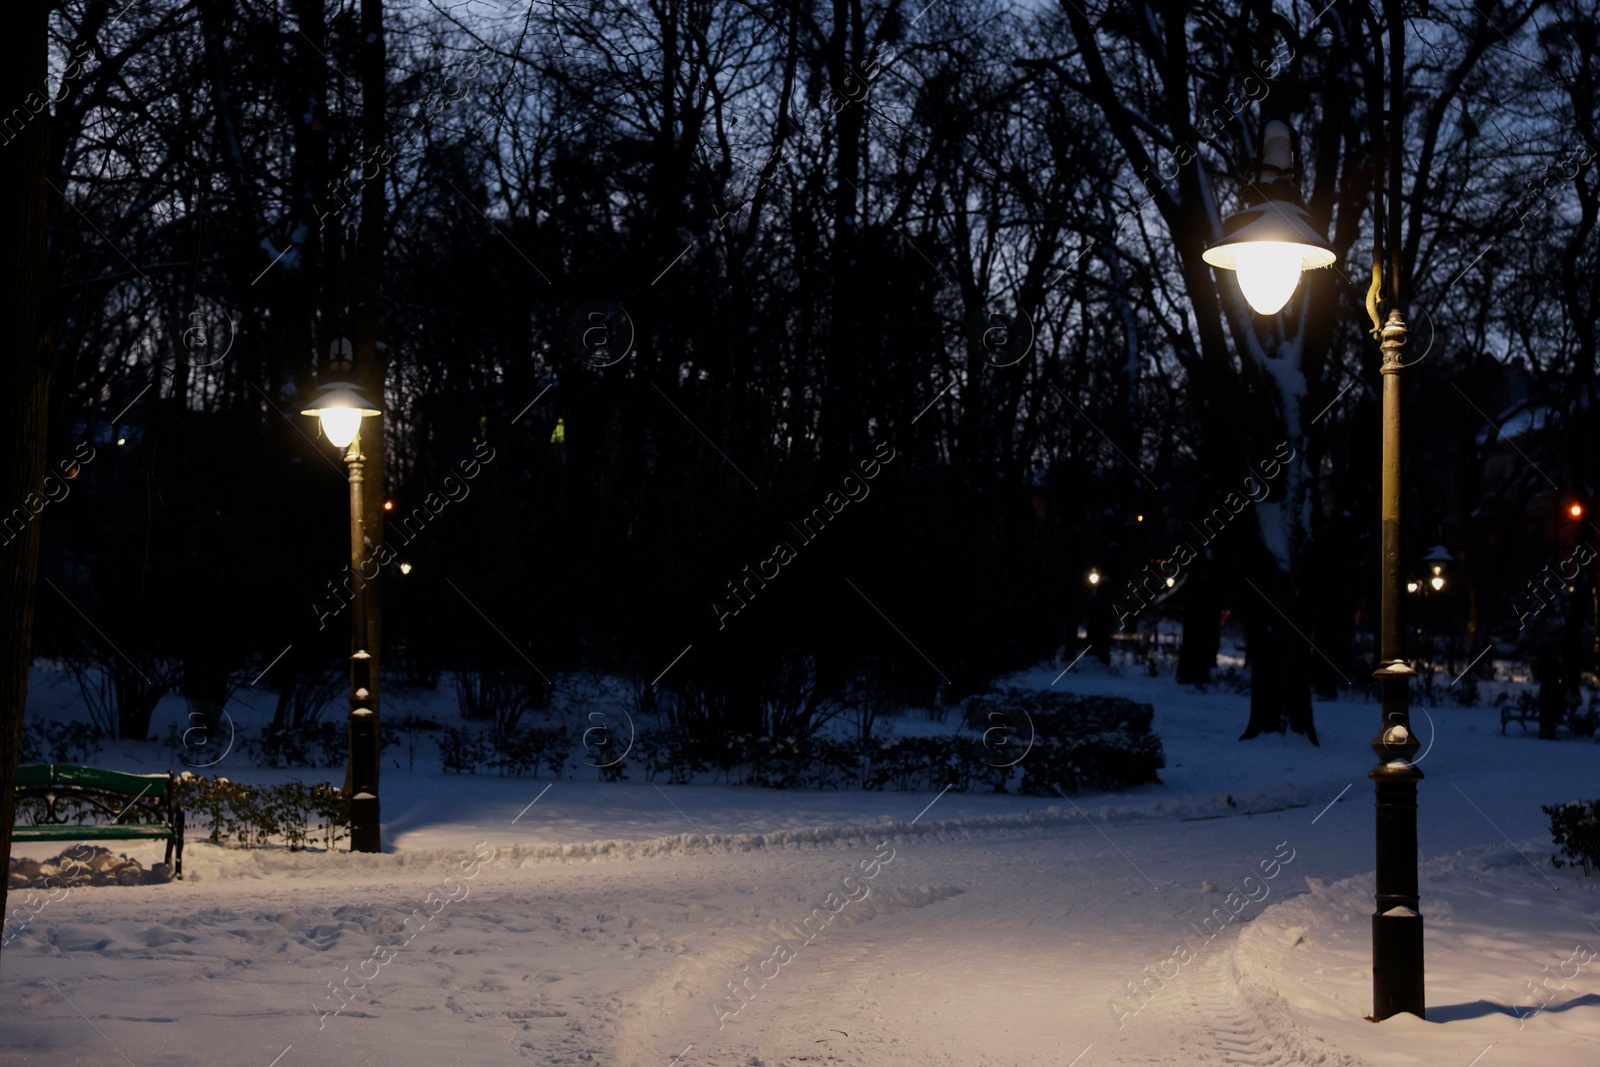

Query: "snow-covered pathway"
left=6, top=662, right=1600, bottom=1065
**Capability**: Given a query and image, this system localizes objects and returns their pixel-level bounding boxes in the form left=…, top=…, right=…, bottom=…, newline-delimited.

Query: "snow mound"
left=1233, top=843, right=1600, bottom=1064
left=9, top=846, right=173, bottom=888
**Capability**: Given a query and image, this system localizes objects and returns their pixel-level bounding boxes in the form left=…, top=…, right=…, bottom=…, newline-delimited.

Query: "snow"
left=6, top=658, right=1600, bottom=1065
left=257, top=236, right=301, bottom=273
left=1477, top=404, right=1554, bottom=446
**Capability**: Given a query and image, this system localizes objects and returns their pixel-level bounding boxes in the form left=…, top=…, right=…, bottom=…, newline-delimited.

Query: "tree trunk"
left=823, top=0, right=866, bottom=466
left=1239, top=572, right=1321, bottom=745
left=1536, top=647, right=1564, bottom=740
left=1239, top=614, right=1282, bottom=739
left=0, top=0, right=53, bottom=961
left=183, top=654, right=229, bottom=742
left=1175, top=552, right=1220, bottom=684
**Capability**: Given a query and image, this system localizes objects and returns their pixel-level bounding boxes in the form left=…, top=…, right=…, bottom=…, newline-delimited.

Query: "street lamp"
left=1424, top=545, right=1450, bottom=594
left=1202, top=120, right=1337, bottom=316
left=301, top=370, right=384, bottom=854
left=1199, top=9, right=1424, bottom=1019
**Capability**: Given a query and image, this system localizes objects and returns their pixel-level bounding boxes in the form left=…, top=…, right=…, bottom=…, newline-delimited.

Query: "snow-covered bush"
left=242, top=721, right=399, bottom=769
left=1018, top=730, right=1165, bottom=795
left=454, top=668, right=523, bottom=728
left=438, top=725, right=568, bottom=776
left=964, top=689, right=1155, bottom=735
left=175, top=774, right=347, bottom=850
left=864, top=736, right=971, bottom=792
left=390, top=715, right=438, bottom=772
left=486, top=726, right=569, bottom=778
left=438, top=726, right=489, bottom=773
left=244, top=722, right=335, bottom=767
left=1545, top=799, right=1600, bottom=875
left=743, top=735, right=817, bottom=789
left=20, top=720, right=103, bottom=764
left=635, top=729, right=710, bottom=784
left=812, top=737, right=870, bottom=789
left=963, top=689, right=1164, bottom=795
left=645, top=734, right=885, bottom=790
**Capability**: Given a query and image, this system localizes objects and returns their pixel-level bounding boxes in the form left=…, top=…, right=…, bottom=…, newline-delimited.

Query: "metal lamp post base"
left=350, top=792, right=381, bottom=853
left=1369, top=661, right=1424, bottom=1021
left=1369, top=910, right=1425, bottom=1021
left=348, top=704, right=381, bottom=853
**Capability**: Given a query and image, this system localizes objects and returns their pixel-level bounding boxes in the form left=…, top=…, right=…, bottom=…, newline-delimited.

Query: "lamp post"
left=302, top=370, right=383, bottom=853
left=1421, top=544, right=1452, bottom=669
left=1423, top=545, right=1451, bottom=593
left=1199, top=7, right=1425, bottom=1015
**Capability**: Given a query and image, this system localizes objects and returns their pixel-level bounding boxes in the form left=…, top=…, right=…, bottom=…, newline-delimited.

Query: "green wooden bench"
left=12, top=764, right=184, bottom=879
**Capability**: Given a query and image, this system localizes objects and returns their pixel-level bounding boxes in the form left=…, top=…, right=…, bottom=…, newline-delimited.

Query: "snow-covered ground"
left=5, top=658, right=1600, bottom=1065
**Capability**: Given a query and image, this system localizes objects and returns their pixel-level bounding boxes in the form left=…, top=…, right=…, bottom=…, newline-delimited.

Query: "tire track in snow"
left=1181, top=929, right=1366, bottom=1067
left=611, top=881, right=966, bottom=1065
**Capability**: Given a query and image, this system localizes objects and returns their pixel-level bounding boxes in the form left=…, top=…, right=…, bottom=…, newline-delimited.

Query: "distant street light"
left=1424, top=545, right=1451, bottom=595
left=1088, top=568, right=1101, bottom=586
left=301, top=361, right=383, bottom=854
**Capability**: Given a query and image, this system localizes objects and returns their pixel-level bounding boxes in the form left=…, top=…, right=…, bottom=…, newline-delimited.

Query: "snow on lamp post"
left=301, top=365, right=383, bottom=854
left=1200, top=22, right=1425, bottom=1017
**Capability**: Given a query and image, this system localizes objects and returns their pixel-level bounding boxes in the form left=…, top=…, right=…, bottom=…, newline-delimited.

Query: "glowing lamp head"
left=317, top=408, right=364, bottom=448
left=1088, top=569, right=1101, bottom=586
left=1570, top=503, right=1584, bottom=519
left=1429, top=576, right=1445, bottom=592
left=1203, top=216, right=1336, bottom=315
left=1201, top=120, right=1336, bottom=316
left=300, top=380, right=381, bottom=449
left=1406, top=581, right=1419, bottom=594
left=1233, top=242, right=1316, bottom=315
left=399, top=562, right=413, bottom=575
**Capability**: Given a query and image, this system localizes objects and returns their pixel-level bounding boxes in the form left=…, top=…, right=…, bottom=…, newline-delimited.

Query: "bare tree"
left=0, top=0, right=53, bottom=961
